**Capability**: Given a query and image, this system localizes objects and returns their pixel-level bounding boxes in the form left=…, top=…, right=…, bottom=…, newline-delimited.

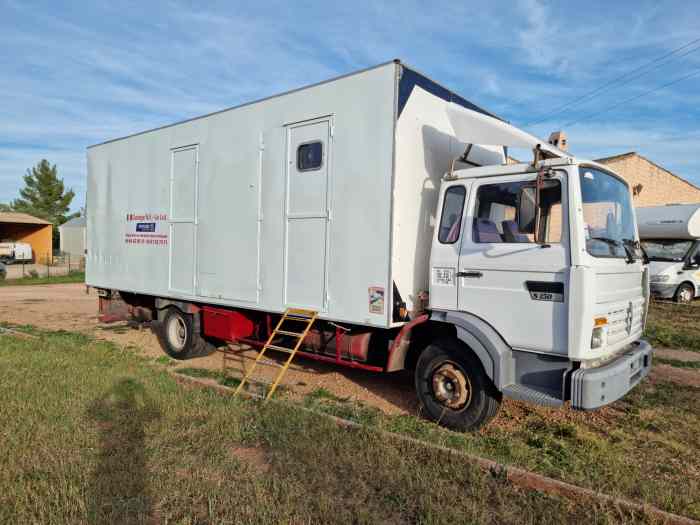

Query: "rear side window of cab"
left=438, top=186, right=466, bottom=244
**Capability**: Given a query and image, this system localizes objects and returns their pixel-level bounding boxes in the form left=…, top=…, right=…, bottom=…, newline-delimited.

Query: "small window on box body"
left=297, top=141, right=323, bottom=171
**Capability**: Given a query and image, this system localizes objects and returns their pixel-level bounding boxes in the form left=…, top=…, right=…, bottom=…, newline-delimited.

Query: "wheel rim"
left=167, top=315, right=187, bottom=351
left=679, top=286, right=693, bottom=303
left=431, top=361, right=472, bottom=410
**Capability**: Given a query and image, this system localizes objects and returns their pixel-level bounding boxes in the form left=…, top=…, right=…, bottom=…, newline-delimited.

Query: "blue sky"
left=1, top=0, right=699, bottom=211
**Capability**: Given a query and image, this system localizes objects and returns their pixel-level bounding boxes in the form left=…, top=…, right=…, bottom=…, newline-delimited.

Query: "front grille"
left=606, top=297, right=645, bottom=345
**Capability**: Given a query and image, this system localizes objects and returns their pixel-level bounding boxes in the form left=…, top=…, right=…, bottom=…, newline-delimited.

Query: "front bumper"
left=570, top=340, right=653, bottom=410
left=650, top=282, right=677, bottom=299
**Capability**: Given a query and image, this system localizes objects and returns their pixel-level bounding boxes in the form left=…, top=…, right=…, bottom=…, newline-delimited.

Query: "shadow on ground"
left=86, top=378, right=160, bottom=524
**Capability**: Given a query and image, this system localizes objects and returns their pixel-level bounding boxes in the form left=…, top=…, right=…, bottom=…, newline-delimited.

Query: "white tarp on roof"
left=445, top=103, right=567, bottom=159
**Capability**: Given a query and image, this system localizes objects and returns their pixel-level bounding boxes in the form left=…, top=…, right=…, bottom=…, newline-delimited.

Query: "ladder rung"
left=276, top=329, right=305, bottom=337
left=285, top=308, right=316, bottom=315
left=265, top=344, right=296, bottom=354
left=233, top=307, right=316, bottom=402
left=283, top=316, right=314, bottom=323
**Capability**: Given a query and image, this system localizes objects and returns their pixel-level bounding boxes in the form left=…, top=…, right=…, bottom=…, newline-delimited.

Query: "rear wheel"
left=155, top=307, right=215, bottom=359
left=675, top=283, right=694, bottom=304
left=415, top=339, right=501, bottom=432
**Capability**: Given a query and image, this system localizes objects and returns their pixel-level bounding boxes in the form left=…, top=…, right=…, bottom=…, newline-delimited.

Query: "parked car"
left=0, top=261, right=7, bottom=280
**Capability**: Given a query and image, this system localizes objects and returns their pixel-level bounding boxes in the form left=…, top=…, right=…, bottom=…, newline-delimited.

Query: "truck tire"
left=415, top=339, right=501, bottom=432
left=154, top=307, right=215, bottom=359
left=675, top=282, right=694, bottom=304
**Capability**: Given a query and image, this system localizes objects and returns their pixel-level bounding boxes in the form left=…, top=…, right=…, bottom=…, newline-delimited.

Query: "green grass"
left=0, top=328, right=659, bottom=524
left=175, top=367, right=243, bottom=389
left=0, top=270, right=85, bottom=286
left=645, top=301, right=700, bottom=352
left=304, top=379, right=700, bottom=521
left=655, top=357, right=700, bottom=369
left=153, top=355, right=176, bottom=366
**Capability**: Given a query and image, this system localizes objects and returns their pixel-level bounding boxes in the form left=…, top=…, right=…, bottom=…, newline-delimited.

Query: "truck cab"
left=413, top=105, right=652, bottom=430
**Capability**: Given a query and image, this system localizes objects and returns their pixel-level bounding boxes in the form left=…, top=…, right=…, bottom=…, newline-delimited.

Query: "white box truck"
left=637, top=203, right=700, bottom=303
left=0, top=242, right=33, bottom=264
left=87, top=60, right=652, bottom=430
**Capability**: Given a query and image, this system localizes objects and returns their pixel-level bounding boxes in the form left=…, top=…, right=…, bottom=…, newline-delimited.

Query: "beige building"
left=595, top=152, right=700, bottom=207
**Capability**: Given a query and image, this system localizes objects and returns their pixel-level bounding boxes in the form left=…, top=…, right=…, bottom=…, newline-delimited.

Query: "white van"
left=0, top=242, right=33, bottom=264
left=637, top=204, right=700, bottom=303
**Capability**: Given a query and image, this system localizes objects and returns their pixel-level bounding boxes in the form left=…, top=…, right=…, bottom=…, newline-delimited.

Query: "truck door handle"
left=457, top=271, right=483, bottom=278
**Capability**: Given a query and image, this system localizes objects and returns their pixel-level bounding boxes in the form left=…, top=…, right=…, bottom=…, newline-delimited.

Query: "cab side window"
left=438, top=186, right=466, bottom=244
left=473, top=180, right=562, bottom=244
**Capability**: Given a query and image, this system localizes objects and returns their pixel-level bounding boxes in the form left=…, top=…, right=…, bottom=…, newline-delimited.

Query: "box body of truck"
left=86, top=60, right=503, bottom=329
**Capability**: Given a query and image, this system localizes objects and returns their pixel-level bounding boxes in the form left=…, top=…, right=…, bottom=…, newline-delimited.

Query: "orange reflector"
left=594, top=317, right=608, bottom=327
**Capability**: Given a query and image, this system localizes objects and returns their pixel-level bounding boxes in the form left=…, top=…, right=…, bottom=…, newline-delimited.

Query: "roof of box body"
left=88, top=59, right=500, bottom=149
left=0, top=212, right=52, bottom=225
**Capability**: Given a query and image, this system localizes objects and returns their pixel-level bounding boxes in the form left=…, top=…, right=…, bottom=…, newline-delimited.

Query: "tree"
left=11, top=159, right=79, bottom=248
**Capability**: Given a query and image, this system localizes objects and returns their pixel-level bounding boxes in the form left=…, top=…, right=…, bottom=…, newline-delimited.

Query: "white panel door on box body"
left=429, top=181, right=472, bottom=312
left=169, top=145, right=198, bottom=295
left=458, top=173, right=569, bottom=355
left=285, top=119, right=330, bottom=310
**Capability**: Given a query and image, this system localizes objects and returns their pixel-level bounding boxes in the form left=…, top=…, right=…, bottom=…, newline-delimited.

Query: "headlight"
left=591, top=327, right=607, bottom=349
left=650, top=274, right=670, bottom=283
left=591, top=317, right=608, bottom=349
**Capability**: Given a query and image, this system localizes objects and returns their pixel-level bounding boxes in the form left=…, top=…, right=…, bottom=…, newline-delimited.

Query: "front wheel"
left=675, top=283, right=695, bottom=304
left=415, top=339, right=501, bottom=432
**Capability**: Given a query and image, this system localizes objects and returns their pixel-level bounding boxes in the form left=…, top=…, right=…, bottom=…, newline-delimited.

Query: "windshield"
left=580, top=167, right=636, bottom=259
left=641, top=239, right=693, bottom=261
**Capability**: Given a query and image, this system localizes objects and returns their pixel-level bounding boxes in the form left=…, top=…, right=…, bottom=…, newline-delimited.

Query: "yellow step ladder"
left=233, top=308, right=317, bottom=401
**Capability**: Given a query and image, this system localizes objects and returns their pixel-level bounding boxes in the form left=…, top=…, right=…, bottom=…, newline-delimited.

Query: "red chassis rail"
left=201, top=305, right=429, bottom=373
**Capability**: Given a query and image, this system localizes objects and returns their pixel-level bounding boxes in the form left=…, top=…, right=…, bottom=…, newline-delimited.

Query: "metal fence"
left=6, top=253, right=85, bottom=280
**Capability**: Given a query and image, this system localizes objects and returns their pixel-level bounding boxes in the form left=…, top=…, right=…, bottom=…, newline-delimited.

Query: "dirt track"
left=1, top=283, right=698, bottom=419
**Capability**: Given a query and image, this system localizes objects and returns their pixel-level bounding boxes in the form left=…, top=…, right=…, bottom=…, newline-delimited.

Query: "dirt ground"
left=0, top=284, right=417, bottom=415
left=1, top=283, right=698, bottom=419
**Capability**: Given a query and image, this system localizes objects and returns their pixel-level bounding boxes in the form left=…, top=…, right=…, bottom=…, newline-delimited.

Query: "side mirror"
left=517, top=186, right=537, bottom=235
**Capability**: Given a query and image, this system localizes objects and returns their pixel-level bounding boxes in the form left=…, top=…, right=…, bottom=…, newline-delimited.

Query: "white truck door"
left=284, top=118, right=331, bottom=311
left=429, top=181, right=472, bottom=312
left=168, top=145, right=198, bottom=295
left=458, top=173, right=569, bottom=355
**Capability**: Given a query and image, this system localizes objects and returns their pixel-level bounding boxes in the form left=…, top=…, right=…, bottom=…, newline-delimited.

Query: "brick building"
left=595, top=152, right=700, bottom=206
